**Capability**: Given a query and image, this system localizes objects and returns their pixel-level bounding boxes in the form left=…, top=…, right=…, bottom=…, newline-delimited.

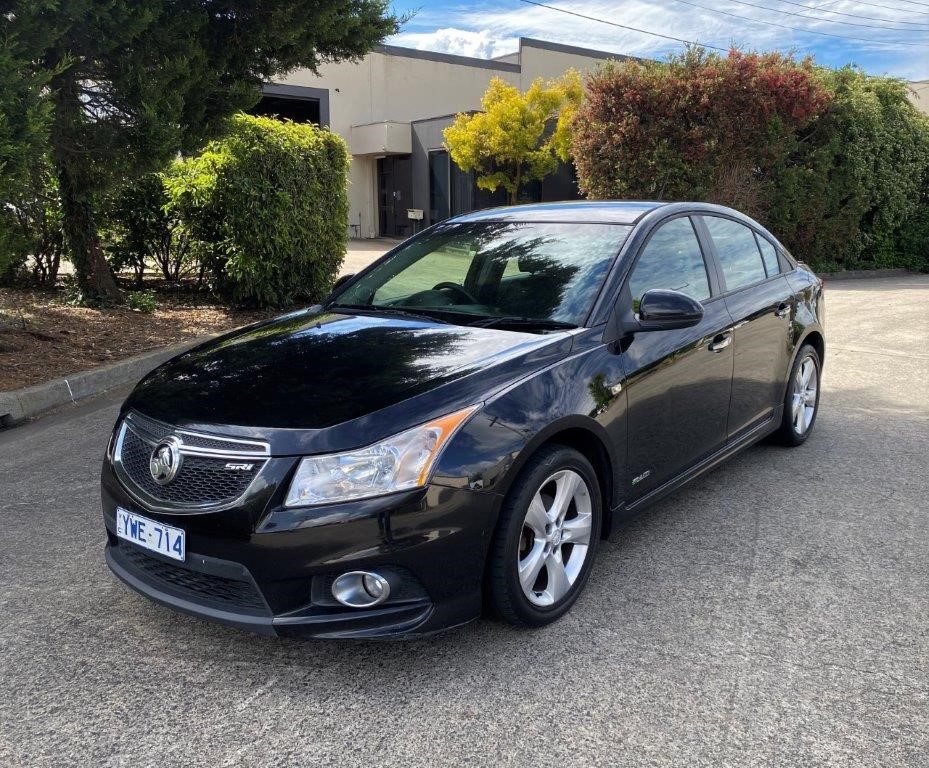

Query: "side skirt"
left=616, top=407, right=781, bottom=518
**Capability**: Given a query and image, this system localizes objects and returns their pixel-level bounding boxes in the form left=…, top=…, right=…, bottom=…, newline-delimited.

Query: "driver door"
left=620, top=216, right=734, bottom=501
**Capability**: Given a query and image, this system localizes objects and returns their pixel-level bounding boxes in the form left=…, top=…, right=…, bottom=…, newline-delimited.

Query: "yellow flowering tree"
left=443, top=72, right=583, bottom=204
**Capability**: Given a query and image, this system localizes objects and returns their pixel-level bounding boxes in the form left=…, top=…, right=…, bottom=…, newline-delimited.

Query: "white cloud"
left=389, top=27, right=519, bottom=60
left=458, top=0, right=724, bottom=57
left=387, top=1, right=929, bottom=78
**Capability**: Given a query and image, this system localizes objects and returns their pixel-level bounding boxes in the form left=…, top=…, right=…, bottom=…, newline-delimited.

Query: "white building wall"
left=517, top=44, right=614, bottom=85
left=374, top=54, right=520, bottom=122
left=276, top=39, right=620, bottom=238
left=908, top=81, right=929, bottom=117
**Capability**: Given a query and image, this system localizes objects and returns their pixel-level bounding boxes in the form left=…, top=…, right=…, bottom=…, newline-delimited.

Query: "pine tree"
left=3, top=0, right=396, bottom=301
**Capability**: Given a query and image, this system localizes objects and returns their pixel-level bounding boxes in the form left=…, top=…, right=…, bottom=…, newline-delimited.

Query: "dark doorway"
left=522, top=160, right=581, bottom=204
left=429, top=150, right=451, bottom=223
left=249, top=95, right=321, bottom=125
left=377, top=155, right=413, bottom=238
left=428, top=150, right=500, bottom=226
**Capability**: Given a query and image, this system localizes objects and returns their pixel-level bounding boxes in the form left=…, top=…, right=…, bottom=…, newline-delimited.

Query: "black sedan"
left=101, top=201, right=824, bottom=638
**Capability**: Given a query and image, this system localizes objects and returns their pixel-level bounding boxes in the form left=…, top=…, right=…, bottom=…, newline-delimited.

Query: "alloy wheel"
left=791, top=355, right=819, bottom=435
left=517, top=469, right=593, bottom=607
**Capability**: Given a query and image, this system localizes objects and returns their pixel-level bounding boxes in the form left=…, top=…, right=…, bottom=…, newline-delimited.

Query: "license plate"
left=116, top=507, right=185, bottom=562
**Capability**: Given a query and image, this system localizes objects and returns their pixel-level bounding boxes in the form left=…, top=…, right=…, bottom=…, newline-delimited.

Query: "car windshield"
left=332, top=221, right=631, bottom=328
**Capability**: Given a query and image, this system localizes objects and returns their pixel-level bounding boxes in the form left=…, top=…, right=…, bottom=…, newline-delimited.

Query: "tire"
left=773, top=343, right=822, bottom=447
left=486, top=444, right=602, bottom=627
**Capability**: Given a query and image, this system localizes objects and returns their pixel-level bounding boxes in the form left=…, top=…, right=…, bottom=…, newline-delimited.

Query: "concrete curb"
left=0, top=335, right=213, bottom=427
left=819, top=267, right=916, bottom=281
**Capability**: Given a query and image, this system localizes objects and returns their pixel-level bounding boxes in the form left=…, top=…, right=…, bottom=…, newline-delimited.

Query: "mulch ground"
left=0, top=286, right=275, bottom=392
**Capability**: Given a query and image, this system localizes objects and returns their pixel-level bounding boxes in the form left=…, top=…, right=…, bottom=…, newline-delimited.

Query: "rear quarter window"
left=702, top=216, right=767, bottom=291
left=755, top=235, right=780, bottom=277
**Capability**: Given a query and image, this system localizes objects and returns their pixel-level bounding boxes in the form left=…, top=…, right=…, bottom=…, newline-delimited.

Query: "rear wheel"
left=774, top=343, right=821, bottom=446
left=487, top=445, right=602, bottom=627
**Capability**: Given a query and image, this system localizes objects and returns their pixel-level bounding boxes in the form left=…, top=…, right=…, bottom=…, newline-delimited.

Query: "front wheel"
left=774, top=343, right=821, bottom=446
left=486, top=445, right=602, bottom=627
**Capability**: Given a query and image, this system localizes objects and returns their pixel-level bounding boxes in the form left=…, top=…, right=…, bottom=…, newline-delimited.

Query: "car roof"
left=448, top=200, right=667, bottom=225
left=443, top=200, right=793, bottom=259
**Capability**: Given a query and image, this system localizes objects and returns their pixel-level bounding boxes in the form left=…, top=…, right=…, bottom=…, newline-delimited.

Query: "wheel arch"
left=800, top=329, right=825, bottom=366
left=780, top=327, right=825, bottom=404
left=494, top=417, right=617, bottom=539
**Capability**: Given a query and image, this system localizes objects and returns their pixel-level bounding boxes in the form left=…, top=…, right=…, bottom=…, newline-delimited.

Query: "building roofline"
left=373, top=37, right=635, bottom=73
left=518, top=37, right=635, bottom=62
left=373, top=44, right=521, bottom=72
left=411, top=111, right=479, bottom=125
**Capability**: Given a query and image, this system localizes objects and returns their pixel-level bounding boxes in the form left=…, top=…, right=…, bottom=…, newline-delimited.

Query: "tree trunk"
left=32, top=233, right=62, bottom=288
left=48, top=250, right=61, bottom=288
left=55, top=159, right=122, bottom=303
left=510, top=162, right=523, bottom=206
left=50, top=76, right=121, bottom=303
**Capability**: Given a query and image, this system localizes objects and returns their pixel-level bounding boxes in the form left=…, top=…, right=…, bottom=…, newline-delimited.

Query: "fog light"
left=363, top=574, right=386, bottom=600
left=332, top=571, right=391, bottom=608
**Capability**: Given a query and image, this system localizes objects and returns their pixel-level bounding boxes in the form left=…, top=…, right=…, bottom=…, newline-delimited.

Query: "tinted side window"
left=627, top=217, right=710, bottom=310
left=703, top=216, right=767, bottom=291
left=755, top=235, right=780, bottom=276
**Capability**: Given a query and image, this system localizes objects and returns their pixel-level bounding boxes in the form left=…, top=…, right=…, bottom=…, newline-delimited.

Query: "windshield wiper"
left=468, top=316, right=578, bottom=331
left=327, top=303, right=451, bottom=324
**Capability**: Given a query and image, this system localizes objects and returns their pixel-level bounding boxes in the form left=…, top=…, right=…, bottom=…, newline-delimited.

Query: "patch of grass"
left=127, top=290, right=157, bottom=313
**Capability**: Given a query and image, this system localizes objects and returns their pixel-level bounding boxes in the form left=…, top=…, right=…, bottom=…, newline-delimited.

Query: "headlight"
left=284, top=406, right=478, bottom=507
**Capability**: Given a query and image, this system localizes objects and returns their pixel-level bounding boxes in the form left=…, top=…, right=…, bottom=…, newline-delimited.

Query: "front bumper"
left=101, top=459, right=500, bottom=639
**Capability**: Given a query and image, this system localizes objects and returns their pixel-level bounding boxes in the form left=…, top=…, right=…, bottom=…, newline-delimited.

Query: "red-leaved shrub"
left=572, top=49, right=830, bottom=217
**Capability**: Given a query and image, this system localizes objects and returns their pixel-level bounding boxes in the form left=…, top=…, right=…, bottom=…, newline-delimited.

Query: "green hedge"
left=572, top=50, right=929, bottom=272
left=165, top=114, right=350, bottom=306
left=769, top=68, right=929, bottom=271
left=0, top=157, right=63, bottom=287
left=102, top=171, right=194, bottom=286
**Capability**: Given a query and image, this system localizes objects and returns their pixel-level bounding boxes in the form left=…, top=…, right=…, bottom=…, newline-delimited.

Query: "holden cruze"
left=101, top=201, right=824, bottom=638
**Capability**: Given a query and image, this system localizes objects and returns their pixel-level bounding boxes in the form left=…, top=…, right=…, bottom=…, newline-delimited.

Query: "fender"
left=783, top=266, right=825, bottom=397
left=433, top=334, right=626, bottom=527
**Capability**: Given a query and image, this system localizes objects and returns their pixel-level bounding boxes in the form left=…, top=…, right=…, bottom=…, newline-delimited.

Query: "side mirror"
left=332, top=273, right=355, bottom=292
left=636, top=289, right=704, bottom=331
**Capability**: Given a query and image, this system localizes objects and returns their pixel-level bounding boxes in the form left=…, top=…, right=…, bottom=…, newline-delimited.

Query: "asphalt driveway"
left=1, top=275, right=927, bottom=767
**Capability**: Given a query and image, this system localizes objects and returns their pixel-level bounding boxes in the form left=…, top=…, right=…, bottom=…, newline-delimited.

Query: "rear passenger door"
left=697, top=216, right=794, bottom=438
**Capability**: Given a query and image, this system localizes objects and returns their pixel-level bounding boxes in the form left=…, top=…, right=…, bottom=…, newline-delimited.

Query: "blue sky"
left=386, top=0, right=929, bottom=80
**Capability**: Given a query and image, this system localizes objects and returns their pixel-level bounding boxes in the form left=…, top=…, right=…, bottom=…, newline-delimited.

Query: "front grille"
left=113, top=412, right=268, bottom=511
left=127, top=412, right=267, bottom=454
left=117, top=544, right=269, bottom=615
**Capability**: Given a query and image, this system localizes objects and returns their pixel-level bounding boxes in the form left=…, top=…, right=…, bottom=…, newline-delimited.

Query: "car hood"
left=125, top=309, right=574, bottom=449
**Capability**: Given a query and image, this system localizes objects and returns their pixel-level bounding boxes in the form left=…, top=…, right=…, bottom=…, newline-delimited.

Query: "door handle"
left=775, top=302, right=791, bottom=318
left=708, top=333, right=732, bottom=352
